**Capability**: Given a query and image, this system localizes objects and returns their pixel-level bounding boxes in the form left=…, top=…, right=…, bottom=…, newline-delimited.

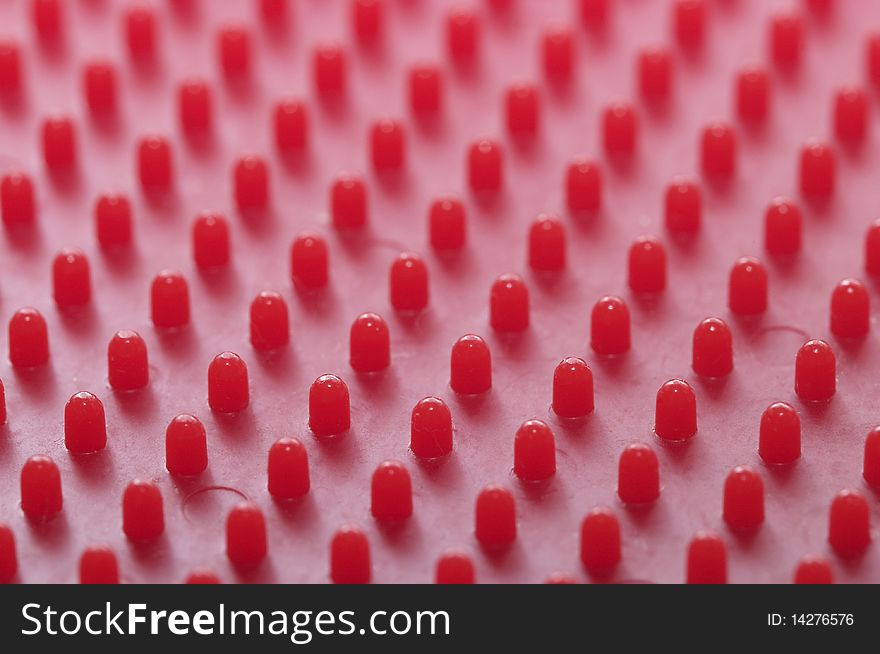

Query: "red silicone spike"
left=735, top=66, right=770, bottom=125
left=759, top=402, right=801, bottom=465
left=390, top=253, right=429, bottom=312
left=513, top=419, right=556, bottom=482
left=350, top=312, right=390, bottom=373
left=628, top=236, right=666, bottom=293
left=9, top=308, right=49, bottom=368
left=864, top=427, right=880, bottom=489
left=309, top=374, right=350, bottom=437
left=580, top=507, right=621, bottom=577
left=20, top=455, right=62, bottom=520
left=590, top=296, right=630, bottom=355
left=770, top=11, right=804, bottom=70
left=542, top=27, right=573, bottom=83
left=763, top=198, right=801, bottom=255
left=490, top=274, right=529, bottom=332
left=165, top=414, right=208, bottom=476
left=664, top=177, right=700, bottom=236
left=370, top=460, right=413, bottom=523
left=79, top=547, right=119, bottom=584
left=829, top=278, right=869, bottom=339
left=617, top=443, right=660, bottom=505
left=686, top=531, right=727, bottom=584
left=429, top=197, right=466, bottom=250
left=0, top=524, right=17, bottom=583
left=673, top=0, right=705, bottom=51
left=268, top=437, right=310, bottom=500
left=722, top=466, right=764, bottom=532
left=290, top=233, right=329, bottom=290
left=691, top=317, right=733, bottom=378
left=793, top=556, right=833, bottom=584
left=226, top=502, right=267, bottom=571
left=795, top=339, right=836, bottom=402
left=566, top=157, right=602, bottom=213
left=107, top=330, right=149, bottom=391
left=654, top=379, right=697, bottom=441
left=475, top=485, right=516, bottom=550
left=64, top=392, right=107, bottom=455
left=250, top=291, right=289, bottom=352
left=827, top=490, right=870, bottom=559
left=1, top=173, right=35, bottom=227
left=122, top=480, right=163, bottom=541
left=728, top=257, right=768, bottom=315
left=435, top=551, right=475, bottom=584
left=602, top=102, right=637, bottom=157
left=330, top=526, right=371, bottom=584
left=552, top=357, right=594, bottom=419
left=193, top=213, right=230, bottom=269
left=208, top=352, right=250, bottom=414
left=410, top=396, right=453, bottom=459
left=179, top=80, right=212, bottom=137
left=95, top=194, right=132, bottom=249
left=274, top=100, right=308, bottom=153
left=52, top=249, right=91, bottom=308
left=151, top=270, right=190, bottom=329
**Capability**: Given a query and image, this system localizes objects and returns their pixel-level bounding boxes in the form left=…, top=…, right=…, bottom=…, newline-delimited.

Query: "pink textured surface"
left=1, top=0, right=880, bottom=583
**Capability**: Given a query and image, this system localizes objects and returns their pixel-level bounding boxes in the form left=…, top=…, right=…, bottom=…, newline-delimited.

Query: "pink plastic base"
left=1, top=0, right=879, bottom=583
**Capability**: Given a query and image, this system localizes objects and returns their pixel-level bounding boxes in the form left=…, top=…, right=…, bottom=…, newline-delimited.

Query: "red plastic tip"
left=795, top=339, right=836, bottom=402
left=655, top=379, right=697, bottom=441
left=226, top=502, right=267, bottom=570
left=0, top=524, right=17, bottom=583
left=137, top=136, right=173, bottom=193
left=108, top=330, right=149, bottom=391
left=33, top=0, right=62, bottom=44
left=291, top=233, right=329, bottom=290
left=580, top=0, right=608, bottom=30
left=95, top=194, right=132, bottom=249
left=20, top=455, right=62, bottom=520
left=122, top=480, right=163, bottom=541
left=468, top=139, right=503, bottom=193
left=528, top=215, right=566, bottom=272
left=735, top=66, right=770, bottom=125
left=52, top=249, right=91, bottom=308
left=475, top=485, right=516, bottom=549
left=150, top=270, right=189, bottom=329
left=828, top=490, right=871, bottom=559
left=700, top=122, right=736, bottom=179
left=83, top=61, right=116, bottom=116
left=192, top=213, right=230, bottom=269
left=692, top=317, right=733, bottom=377
left=514, top=419, right=556, bottom=481
left=185, top=570, right=220, bottom=584
left=686, top=531, right=727, bottom=584
left=638, top=47, right=672, bottom=104
left=673, top=0, right=705, bottom=50
left=390, top=253, right=429, bottom=312
left=250, top=291, right=289, bottom=352
left=371, top=460, right=413, bottom=523
left=602, top=102, right=637, bottom=157
left=41, top=116, right=76, bottom=171
left=450, top=334, right=491, bottom=394
left=125, top=7, right=156, bottom=62
left=435, top=551, right=475, bottom=584
left=313, top=43, right=346, bottom=100
left=764, top=198, right=801, bottom=255
left=179, top=80, right=212, bottom=136
left=410, top=396, right=453, bottom=459
left=234, top=156, right=269, bottom=213
left=722, top=466, right=764, bottom=532
left=9, top=308, right=49, bottom=368
left=218, top=26, right=251, bottom=80
left=664, top=177, right=700, bottom=236
left=331, top=173, right=367, bottom=229
left=580, top=507, right=622, bottom=576
left=506, top=83, right=540, bottom=138
left=268, top=438, right=310, bottom=500
left=409, top=64, right=442, bottom=117
left=830, top=278, right=869, bottom=338
left=552, top=357, right=594, bottom=418
left=542, top=28, right=574, bottom=83
left=274, top=100, right=308, bottom=153
left=834, top=87, right=867, bottom=144
left=759, top=402, right=801, bottom=465
left=309, top=374, right=350, bottom=436
left=447, top=9, right=479, bottom=65
left=0, top=380, right=6, bottom=426
left=165, top=414, right=208, bottom=476
left=870, top=34, right=880, bottom=89
left=350, top=312, right=390, bottom=372
left=208, top=352, right=250, bottom=414
left=628, top=236, right=666, bottom=293
left=566, top=158, right=602, bottom=213
left=490, top=274, right=529, bottom=331
left=728, top=256, right=768, bottom=315
left=64, top=392, right=107, bottom=455
left=864, top=426, right=880, bottom=489
left=590, top=296, right=630, bottom=355
left=330, top=527, right=371, bottom=584
left=793, top=555, right=833, bottom=584
left=429, top=197, right=466, bottom=250
left=0, top=42, right=22, bottom=95
left=770, top=12, right=804, bottom=69
left=260, top=0, right=287, bottom=24
left=799, top=140, right=835, bottom=199
left=617, top=442, right=660, bottom=504
left=79, top=547, right=119, bottom=584
left=371, top=119, right=405, bottom=172
left=1, top=173, right=35, bottom=227
left=866, top=220, right=880, bottom=276
left=353, top=0, right=383, bottom=45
